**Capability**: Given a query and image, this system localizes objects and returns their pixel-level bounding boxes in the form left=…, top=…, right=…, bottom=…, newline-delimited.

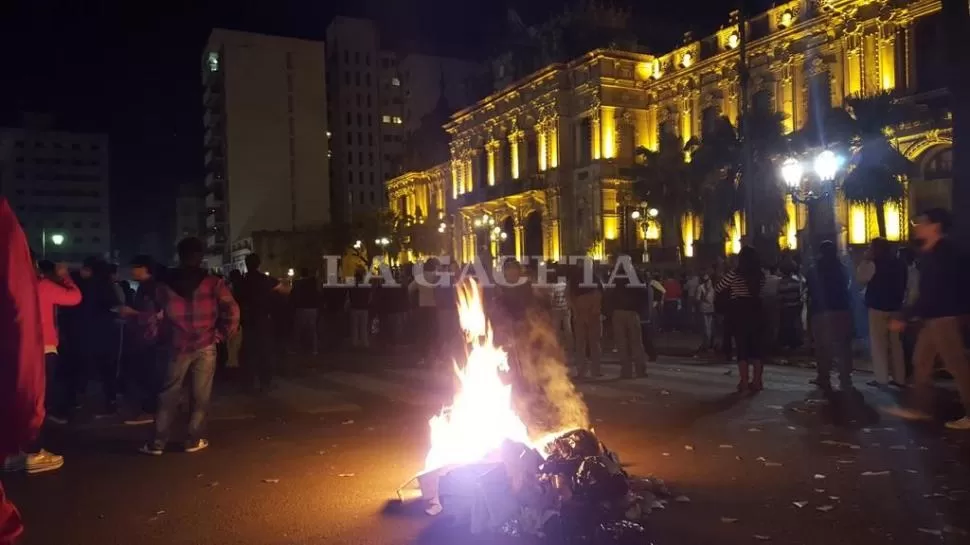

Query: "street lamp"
left=353, top=239, right=362, bottom=250
left=647, top=208, right=659, bottom=218
left=629, top=204, right=659, bottom=263
left=780, top=157, right=804, bottom=189
left=41, top=228, right=65, bottom=259
left=287, top=268, right=295, bottom=278
left=630, top=210, right=642, bottom=220
left=813, top=149, right=840, bottom=182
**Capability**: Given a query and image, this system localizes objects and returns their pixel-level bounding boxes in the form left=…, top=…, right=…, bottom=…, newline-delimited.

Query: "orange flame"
left=423, top=279, right=531, bottom=473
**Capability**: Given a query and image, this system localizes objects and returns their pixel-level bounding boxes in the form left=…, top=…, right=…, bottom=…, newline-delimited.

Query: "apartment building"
left=325, top=16, right=483, bottom=224
left=201, top=28, right=330, bottom=270
left=0, top=114, right=111, bottom=262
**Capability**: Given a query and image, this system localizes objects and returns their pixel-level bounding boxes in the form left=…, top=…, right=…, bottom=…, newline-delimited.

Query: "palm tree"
left=633, top=129, right=692, bottom=251
left=802, top=91, right=915, bottom=238
left=686, top=105, right=790, bottom=253
left=688, top=116, right=740, bottom=244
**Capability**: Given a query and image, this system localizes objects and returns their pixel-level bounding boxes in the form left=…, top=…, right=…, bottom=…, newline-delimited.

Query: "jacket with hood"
left=0, top=198, right=44, bottom=543
left=152, top=267, right=240, bottom=354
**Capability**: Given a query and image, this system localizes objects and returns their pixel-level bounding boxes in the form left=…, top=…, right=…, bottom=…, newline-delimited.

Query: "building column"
left=509, top=132, right=521, bottom=179
left=514, top=222, right=525, bottom=260
left=537, top=123, right=548, bottom=172
left=549, top=218, right=561, bottom=261
left=548, top=116, right=559, bottom=168
left=486, top=141, right=498, bottom=186
left=591, top=110, right=602, bottom=160
left=455, top=160, right=465, bottom=196
left=879, top=25, right=897, bottom=91
left=601, top=106, right=616, bottom=159
left=464, top=156, right=474, bottom=193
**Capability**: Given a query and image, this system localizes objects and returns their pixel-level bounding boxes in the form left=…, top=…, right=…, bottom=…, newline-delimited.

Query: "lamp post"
left=472, top=213, right=495, bottom=266
left=780, top=149, right=844, bottom=255
left=375, top=237, right=390, bottom=261
left=629, top=203, right=659, bottom=263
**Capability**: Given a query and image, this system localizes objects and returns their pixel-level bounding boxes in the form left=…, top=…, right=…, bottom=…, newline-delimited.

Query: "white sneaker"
left=944, top=416, right=970, bottom=430
left=25, top=449, right=64, bottom=474
left=883, top=406, right=933, bottom=421
left=2, top=454, right=25, bottom=472
left=184, top=438, right=209, bottom=453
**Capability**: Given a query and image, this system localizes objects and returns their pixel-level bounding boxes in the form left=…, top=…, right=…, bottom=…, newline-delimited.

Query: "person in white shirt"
left=695, top=273, right=716, bottom=351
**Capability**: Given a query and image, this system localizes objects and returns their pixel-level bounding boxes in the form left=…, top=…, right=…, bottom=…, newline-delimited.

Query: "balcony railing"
left=454, top=172, right=549, bottom=207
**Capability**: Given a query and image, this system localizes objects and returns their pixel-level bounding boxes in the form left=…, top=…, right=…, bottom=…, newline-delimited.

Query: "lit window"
left=391, top=77, right=401, bottom=86
left=207, top=52, right=219, bottom=72
left=680, top=52, right=693, bottom=68
left=780, top=10, right=794, bottom=28
left=392, top=116, right=403, bottom=124
left=382, top=115, right=392, bottom=123
left=727, top=32, right=739, bottom=50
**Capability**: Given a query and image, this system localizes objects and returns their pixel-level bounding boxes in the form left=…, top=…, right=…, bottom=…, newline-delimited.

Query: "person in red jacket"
left=0, top=198, right=45, bottom=543
left=36, top=260, right=82, bottom=425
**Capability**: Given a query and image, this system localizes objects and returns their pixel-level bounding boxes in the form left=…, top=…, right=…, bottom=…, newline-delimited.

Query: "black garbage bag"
left=573, top=456, right=629, bottom=503
left=545, top=429, right=602, bottom=461
left=594, top=520, right=651, bottom=545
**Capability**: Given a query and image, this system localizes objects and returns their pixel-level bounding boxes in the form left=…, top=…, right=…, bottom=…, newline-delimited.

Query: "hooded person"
left=0, top=198, right=46, bottom=542
left=139, top=237, right=239, bottom=455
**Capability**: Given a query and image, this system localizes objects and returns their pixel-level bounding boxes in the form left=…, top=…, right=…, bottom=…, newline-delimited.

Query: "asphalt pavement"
left=4, top=355, right=970, bottom=545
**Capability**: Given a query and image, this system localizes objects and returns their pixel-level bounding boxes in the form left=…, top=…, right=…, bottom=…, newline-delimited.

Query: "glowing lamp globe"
left=781, top=157, right=804, bottom=188
left=814, top=150, right=840, bottom=182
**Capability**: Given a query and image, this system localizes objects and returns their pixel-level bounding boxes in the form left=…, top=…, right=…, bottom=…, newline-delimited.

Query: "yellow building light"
left=727, top=32, right=739, bottom=50
left=645, top=221, right=661, bottom=240
left=651, top=58, right=664, bottom=80
left=682, top=213, right=696, bottom=258
left=849, top=203, right=867, bottom=245
left=538, top=129, right=548, bottom=171
left=636, top=62, right=652, bottom=80
left=509, top=136, right=520, bottom=179
left=487, top=147, right=496, bottom=186
left=784, top=195, right=797, bottom=249
left=885, top=201, right=901, bottom=241
left=601, top=108, right=616, bottom=159
left=680, top=51, right=694, bottom=69
left=604, top=216, right=618, bottom=240
left=549, top=125, right=559, bottom=168
left=779, top=10, right=793, bottom=28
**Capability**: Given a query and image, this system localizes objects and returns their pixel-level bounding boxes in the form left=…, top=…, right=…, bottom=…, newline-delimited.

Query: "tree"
left=687, top=116, right=740, bottom=244
left=740, top=103, right=792, bottom=253
left=633, top=129, right=692, bottom=251
left=803, top=91, right=916, bottom=238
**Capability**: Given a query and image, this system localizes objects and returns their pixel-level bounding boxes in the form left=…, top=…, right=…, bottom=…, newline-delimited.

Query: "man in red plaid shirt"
left=138, top=237, right=239, bottom=455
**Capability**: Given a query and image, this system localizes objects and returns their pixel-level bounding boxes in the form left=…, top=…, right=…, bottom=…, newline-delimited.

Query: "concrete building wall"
left=0, top=121, right=111, bottom=263
left=202, top=29, right=330, bottom=267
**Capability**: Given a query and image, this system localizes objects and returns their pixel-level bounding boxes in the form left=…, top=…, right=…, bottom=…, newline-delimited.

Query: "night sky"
left=0, top=0, right=765, bottom=259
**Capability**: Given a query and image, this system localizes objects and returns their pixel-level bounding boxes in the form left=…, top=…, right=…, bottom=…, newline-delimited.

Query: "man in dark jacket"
left=119, top=255, right=161, bottom=425
left=857, top=237, right=907, bottom=387
left=806, top=241, right=853, bottom=393
left=290, top=268, right=320, bottom=355
left=236, top=253, right=288, bottom=392
left=888, top=208, right=970, bottom=430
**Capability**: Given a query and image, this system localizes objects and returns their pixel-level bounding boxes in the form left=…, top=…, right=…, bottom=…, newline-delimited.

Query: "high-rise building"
left=201, top=28, right=330, bottom=270
left=0, top=114, right=111, bottom=263
left=174, top=183, right=204, bottom=246
left=325, top=17, right=484, bottom=224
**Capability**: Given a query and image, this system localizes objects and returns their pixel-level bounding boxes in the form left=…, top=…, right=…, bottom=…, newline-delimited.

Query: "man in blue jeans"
left=139, top=238, right=240, bottom=455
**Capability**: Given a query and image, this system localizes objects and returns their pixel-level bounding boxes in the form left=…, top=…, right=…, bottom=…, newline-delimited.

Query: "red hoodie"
left=0, top=198, right=43, bottom=543
left=37, top=275, right=82, bottom=351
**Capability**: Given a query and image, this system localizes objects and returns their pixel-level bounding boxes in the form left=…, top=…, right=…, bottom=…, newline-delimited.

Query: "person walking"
left=805, top=241, right=854, bottom=394
left=139, top=237, right=240, bottom=455
left=0, top=198, right=47, bottom=542
left=609, top=260, right=648, bottom=379
left=695, top=272, right=716, bottom=352
left=888, top=209, right=970, bottom=430
left=119, top=255, right=161, bottom=425
left=715, top=247, right=766, bottom=392
left=857, top=237, right=908, bottom=387
left=237, top=253, right=288, bottom=393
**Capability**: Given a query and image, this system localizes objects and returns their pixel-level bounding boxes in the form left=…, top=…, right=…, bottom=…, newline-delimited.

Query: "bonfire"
left=397, top=279, right=670, bottom=542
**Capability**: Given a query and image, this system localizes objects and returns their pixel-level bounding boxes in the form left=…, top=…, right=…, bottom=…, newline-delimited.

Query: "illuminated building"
left=387, top=0, right=951, bottom=261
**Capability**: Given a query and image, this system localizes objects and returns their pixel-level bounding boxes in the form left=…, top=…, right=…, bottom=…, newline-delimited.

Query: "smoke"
left=510, top=306, right=589, bottom=438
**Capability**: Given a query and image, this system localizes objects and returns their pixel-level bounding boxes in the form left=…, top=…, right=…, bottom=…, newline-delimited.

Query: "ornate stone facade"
left=386, top=0, right=950, bottom=262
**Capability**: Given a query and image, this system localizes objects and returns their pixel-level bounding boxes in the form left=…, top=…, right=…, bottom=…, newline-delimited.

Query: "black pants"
left=92, top=326, right=123, bottom=411
left=123, top=345, right=160, bottom=414
left=778, top=306, right=803, bottom=349
left=241, top=325, right=275, bottom=389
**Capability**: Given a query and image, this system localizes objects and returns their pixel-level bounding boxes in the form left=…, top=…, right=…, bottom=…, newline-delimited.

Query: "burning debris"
left=396, top=280, right=678, bottom=543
